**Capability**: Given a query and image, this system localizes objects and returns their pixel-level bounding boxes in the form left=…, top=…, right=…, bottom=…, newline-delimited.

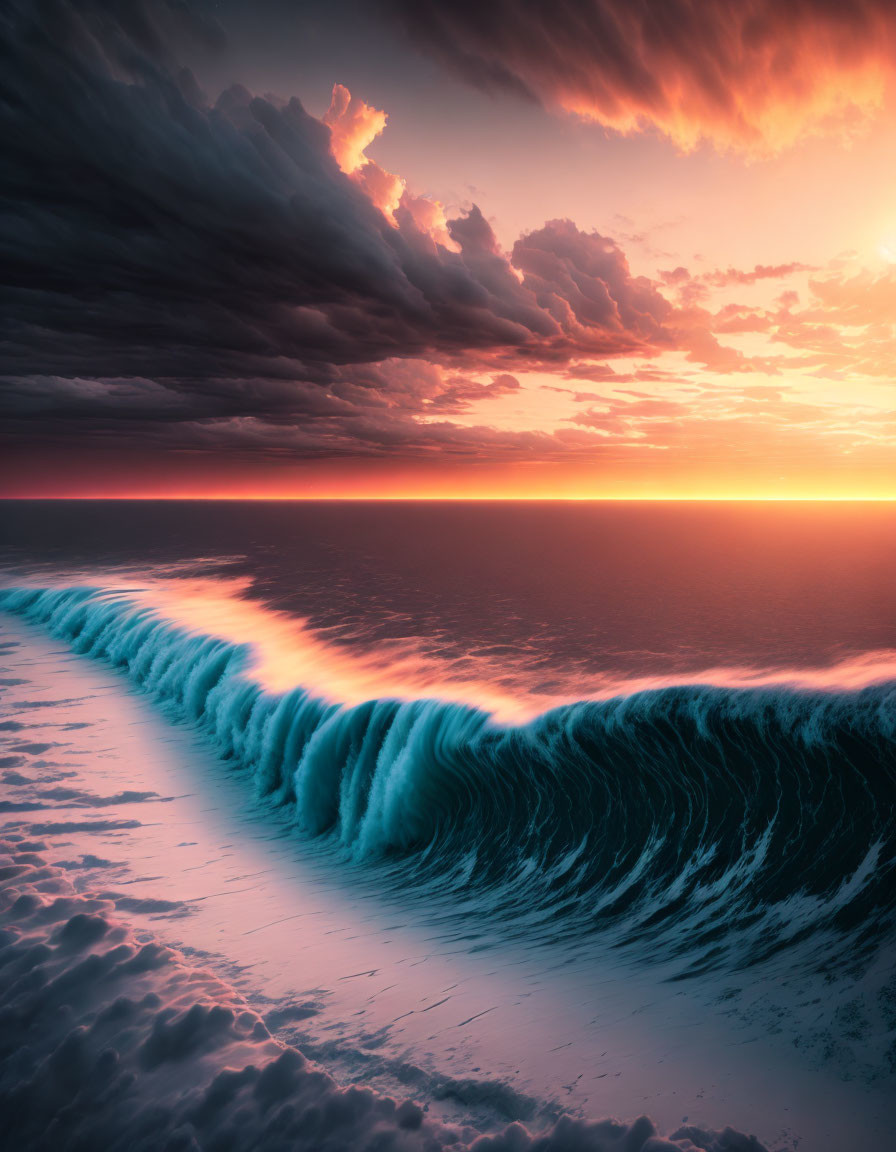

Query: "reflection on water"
left=2, top=500, right=895, bottom=687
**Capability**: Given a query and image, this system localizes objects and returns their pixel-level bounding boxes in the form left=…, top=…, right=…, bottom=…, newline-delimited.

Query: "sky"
left=2, top=0, right=896, bottom=499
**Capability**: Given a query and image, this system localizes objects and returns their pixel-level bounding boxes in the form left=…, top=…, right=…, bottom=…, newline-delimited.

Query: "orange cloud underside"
left=5, top=37, right=896, bottom=502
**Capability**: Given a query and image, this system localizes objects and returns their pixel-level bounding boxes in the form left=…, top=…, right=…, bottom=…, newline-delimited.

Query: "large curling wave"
left=3, top=585, right=895, bottom=980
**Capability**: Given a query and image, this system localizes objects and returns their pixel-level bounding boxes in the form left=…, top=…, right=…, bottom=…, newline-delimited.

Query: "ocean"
left=1, top=500, right=894, bottom=1151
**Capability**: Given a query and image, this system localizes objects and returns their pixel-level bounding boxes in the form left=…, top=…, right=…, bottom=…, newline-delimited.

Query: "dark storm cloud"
left=427, top=372, right=521, bottom=414
left=388, top=0, right=896, bottom=151
left=0, top=365, right=555, bottom=461
left=0, top=0, right=685, bottom=465
left=0, top=2, right=669, bottom=371
left=513, top=221, right=668, bottom=346
left=0, top=834, right=772, bottom=1151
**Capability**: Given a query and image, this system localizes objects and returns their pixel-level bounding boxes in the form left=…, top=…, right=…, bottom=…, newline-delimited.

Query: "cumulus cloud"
left=0, top=0, right=720, bottom=474
left=324, top=83, right=407, bottom=219
left=512, top=221, right=670, bottom=351
left=389, top=0, right=896, bottom=151
left=0, top=3, right=671, bottom=382
left=324, top=82, right=389, bottom=174
left=3, top=0, right=887, bottom=484
left=0, top=834, right=770, bottom=1151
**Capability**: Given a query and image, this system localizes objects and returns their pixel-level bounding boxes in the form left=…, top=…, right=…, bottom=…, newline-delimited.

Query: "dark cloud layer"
left=0, top=833, right=772, bottom=1151
left=0, top=0, right=677, bottom=467
left=389, top=0, right=896, bottom=151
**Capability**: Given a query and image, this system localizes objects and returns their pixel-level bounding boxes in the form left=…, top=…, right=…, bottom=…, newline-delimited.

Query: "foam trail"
left=2, top=836, right=777, bottom=1152
left=2, top=585, right=895, bottom=981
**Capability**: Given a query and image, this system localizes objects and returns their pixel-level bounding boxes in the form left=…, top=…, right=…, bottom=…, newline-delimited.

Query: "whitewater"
left=2, top=576, right=895, bottom=1150
left=3, top=584, right=895, bottom=970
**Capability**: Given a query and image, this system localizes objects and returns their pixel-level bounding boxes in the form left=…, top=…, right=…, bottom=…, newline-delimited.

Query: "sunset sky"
left=3, top=0, right=896, bottom=499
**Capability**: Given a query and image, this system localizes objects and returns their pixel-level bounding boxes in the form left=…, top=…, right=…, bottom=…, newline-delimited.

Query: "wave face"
left=3, top=585, right=896, bottom=981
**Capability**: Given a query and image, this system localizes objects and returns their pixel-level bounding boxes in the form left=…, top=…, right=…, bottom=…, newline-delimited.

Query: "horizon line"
left=2, top=495, right=895, bottom=504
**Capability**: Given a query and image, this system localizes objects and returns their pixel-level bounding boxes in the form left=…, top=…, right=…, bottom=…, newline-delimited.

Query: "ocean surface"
left=1, top=500, right=894, bottom=1151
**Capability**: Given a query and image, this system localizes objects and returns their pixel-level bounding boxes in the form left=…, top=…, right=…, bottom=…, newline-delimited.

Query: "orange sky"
left=3, top=0, right=896, bottom=500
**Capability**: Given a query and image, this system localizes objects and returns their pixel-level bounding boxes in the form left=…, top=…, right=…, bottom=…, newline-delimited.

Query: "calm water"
left=3, top=499, right=895, bottom=686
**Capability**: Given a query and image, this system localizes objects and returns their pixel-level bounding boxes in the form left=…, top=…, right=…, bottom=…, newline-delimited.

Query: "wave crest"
left=3, top=585, right=895, bottom=979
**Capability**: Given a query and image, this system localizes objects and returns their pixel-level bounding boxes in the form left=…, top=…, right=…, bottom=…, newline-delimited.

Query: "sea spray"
left=2, top=585, right=895, bottom=982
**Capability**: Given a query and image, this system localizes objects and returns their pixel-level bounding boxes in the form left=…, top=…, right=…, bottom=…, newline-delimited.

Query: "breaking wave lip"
left=2, top=584, right=896, bottom=983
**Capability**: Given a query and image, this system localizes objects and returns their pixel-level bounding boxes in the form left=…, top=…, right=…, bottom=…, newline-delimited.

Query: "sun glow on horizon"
left=3, top=2, right=896, bottom=512
left=4, top=489, right=895, bottom=503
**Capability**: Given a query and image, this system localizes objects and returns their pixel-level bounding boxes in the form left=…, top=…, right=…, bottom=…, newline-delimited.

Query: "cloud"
left=0, top=834, right=772, bottom=1151
left=0, top=364, right=547, bottom=461
left=324, top=83, right=406, bottom=218
left=0, top=2, right=671, bottom=379
left=389, top=0, right=896, bottom=151
left=427, top=372, right=521, bottom=414
left=3, top=0, right=889, bottom=486
left=662, top=265, right=813, bottom=294
left=323, top=82, right=389, bottom=174
left=703, top=263, right=814, bottom=288
left=707, top=265, right=896, bottom=380
left=712, top=305, right=772, bottom=335
left=0, top=0, right=703, bottom=473
left=560, top=382, right=896, bottom=469
left=512, top=221, right=671, bottom=351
